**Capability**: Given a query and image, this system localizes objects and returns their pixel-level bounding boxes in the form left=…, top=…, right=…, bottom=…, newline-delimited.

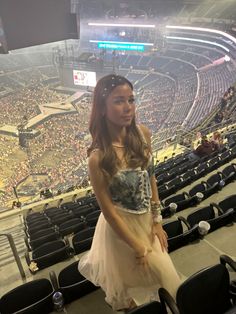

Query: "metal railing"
left=0, top=233, right=26, bottom=280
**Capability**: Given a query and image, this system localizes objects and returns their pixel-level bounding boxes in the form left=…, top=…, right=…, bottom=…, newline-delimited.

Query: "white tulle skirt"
left=78, top=207, right=181, bottom=311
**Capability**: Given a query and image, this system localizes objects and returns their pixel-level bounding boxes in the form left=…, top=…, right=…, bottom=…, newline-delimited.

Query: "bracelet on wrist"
left=151, top=201, right=161, bottom=209
left=153, top=214, right=163, bottom=224
left=151, top=201, right=162, bottom=215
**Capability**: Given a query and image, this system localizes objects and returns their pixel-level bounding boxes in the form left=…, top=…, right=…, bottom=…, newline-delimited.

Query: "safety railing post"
left=0, top=233, right=26, bottom=280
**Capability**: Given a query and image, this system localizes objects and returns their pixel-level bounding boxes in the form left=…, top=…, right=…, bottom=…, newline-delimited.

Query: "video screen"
left=73, top=70, right=97, bottom=87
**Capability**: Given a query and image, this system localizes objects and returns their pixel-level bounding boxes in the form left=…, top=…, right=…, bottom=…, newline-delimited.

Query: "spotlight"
left=119, top=31, right=126, bottom=37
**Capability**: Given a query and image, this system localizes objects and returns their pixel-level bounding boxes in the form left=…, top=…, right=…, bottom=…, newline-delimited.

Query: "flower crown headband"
left=102, top=76, right=128, bottom=98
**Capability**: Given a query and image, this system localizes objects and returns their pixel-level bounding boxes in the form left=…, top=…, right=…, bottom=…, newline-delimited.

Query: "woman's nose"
left=124, top=101, right=132, bottom=111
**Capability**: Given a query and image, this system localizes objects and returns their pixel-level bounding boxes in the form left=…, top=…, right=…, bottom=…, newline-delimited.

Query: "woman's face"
left=104, top=84, right=135, bottom=127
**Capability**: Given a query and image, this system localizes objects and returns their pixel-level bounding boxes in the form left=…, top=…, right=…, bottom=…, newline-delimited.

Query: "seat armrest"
left=220, top=255, right=236, bottom=271
left=183, top=191, right=189, bottom=199
left=178, top=216, right=191, bottom=230
left=211, top=202, right=224, bottom=215
left=49, top=270, right=59, bottom=290
left=159, top=287, right=180, bottom=314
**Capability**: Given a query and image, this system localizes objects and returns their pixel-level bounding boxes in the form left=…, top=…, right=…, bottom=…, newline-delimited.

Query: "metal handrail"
left=0, top=233, right=26, bottom=280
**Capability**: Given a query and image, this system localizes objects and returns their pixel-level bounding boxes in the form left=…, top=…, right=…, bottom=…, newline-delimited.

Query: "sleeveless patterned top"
left=109, top=127, right=155, bottom=214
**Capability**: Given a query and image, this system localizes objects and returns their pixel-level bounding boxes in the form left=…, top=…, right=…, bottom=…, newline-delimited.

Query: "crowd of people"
left=137, top=79, right=176, bottom=133
left=0, top=84, right=68, bottom=127
left=0, top=86, right=91, bottom=208
left=213, top=86, right=236, bottom=125
left=0, top=109, right=90, bottom=207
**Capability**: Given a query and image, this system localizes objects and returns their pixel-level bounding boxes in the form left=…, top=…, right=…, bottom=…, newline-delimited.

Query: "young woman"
left=78, top=74, right=181, bottom=311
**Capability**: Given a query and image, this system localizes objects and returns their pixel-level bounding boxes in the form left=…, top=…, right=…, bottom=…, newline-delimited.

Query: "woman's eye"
left=129, top=98, right=135, bottom=104
left=114, top=99, right=122, bottom=104
left=113, top=98, right=135, bottom=104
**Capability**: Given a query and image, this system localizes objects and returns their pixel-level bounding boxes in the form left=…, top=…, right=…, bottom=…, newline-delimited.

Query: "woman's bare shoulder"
left=88, top=149, right=101, bottom=167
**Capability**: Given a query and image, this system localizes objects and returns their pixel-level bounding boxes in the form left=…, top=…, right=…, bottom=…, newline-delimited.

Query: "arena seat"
left=85, top=210, right=101, bottom=227
left=28, top=227, right=57, bottom=241
left=215, top=195, right=236, bottom=222
left=230, top=145, right=236, bottom=159
left=180, top=169, right=196, bottom=186
left=166, top=177, right=185, bottom=192
left=194, top=162, right=209, bottom=180
left=221, top=164, right=236, bottom=185
left=72, top=207, right=94, bottom=219
left=158, top=185, right=176, bottom=200
left=58, top=219, right=85, bottom=236
left=184, top=204, right=234, bottom=233
left=205, top=173, right=224, bottom=191
left=26, top=222, right=53, bottom=237
left=162, top=217, right=199, bottom=252
left=50, top=213, right=75, bottom=226
left=50, top=260, right=98, bottom=304
left=72, top=227, right=95, bottom=254
left=26, top=230, right=61, bottom=251
left=43, top=208, right=62, bottom=216
left=44, top=208, right=68, bottom=218
left=188, top=182, right=217, bottom=200
left=25, top=239, right=74, bottom=273
left=25, top=212, right=45, bottom=223
left=207, top=156, right=221, bottom=172
left=162, top=192, right=198, bottom=213
left=220, top=150, right=232, bottom=164
left=25, top=216, right=50, bottom=228
left=0, top=278, right=54, bottom=314
left=159, top=263, right=236, bottom=314
left=220, top=255, right=236, bottom=272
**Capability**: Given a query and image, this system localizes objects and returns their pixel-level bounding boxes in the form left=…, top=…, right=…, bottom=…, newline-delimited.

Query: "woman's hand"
left=135, top=246, right=152, bottom=267
left=151, top=223, right=168, bottom=252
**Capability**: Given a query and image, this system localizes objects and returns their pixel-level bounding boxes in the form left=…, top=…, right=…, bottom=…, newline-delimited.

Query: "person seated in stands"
left=11, top=200, right=21, bottom=209
left=226, top=132, right=236, bottom=146
left=223, top=108, right=230, bottom=121
left=214, top=111, right=224, bottom=124
left=40, top=188, right=53, bottom=199
left=189, top=135, right=219, bottom=160
left=221, top=93, right=228, bottom=109
left=212, top=131, right=223, bottom=150
left=228, top=86, right=235, bottom=100
left=182, top=136, right=192, bottom=148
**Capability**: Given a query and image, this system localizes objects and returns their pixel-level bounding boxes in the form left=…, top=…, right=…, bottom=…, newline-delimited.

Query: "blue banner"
left=97, top=42, right=145, bottom=51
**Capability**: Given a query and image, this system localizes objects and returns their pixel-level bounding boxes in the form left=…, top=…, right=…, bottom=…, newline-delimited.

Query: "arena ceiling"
left=79, top=0, right=236, bottom=21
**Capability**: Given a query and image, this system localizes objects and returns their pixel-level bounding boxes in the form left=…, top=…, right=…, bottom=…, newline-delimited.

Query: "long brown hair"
left=88, top=74, right=149, bottom=180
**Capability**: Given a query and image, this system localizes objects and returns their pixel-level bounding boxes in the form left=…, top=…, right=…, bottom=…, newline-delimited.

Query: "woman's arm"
left=88, top=151, right=149, bottom=257
left=139, top=124, right=168, bottom=252
left=139, top=124, right=160, bottom=204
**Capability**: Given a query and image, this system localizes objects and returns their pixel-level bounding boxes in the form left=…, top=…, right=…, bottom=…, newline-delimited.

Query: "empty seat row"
left=25, top=239, right=74, bottom=273
left=25, top=211, right=101, bottom=252
left=0, top=260, right=98, bottom=314
left=162, top=195, right=236, bottom=253
left=157, top=146, right=236, bottom=194
left=159, top=162, right=236, bottom=201
left=2, top=255, right=235, bottom=314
